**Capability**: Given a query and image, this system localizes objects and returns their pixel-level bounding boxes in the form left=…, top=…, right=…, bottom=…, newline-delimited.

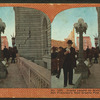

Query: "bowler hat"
left=67, top=40, right=73, bottom=44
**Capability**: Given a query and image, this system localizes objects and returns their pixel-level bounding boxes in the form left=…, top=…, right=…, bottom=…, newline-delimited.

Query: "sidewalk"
left=51, top=69, right=82, bottom=88
left=51, top=60, right=90, bottom=88
left=80, top=62, right=100, bottom=88
left=0, top=63, right=28, bottom=88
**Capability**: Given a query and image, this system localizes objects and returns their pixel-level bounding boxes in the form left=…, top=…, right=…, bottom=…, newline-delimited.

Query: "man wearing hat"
left=63, top=40, right=76, bottom=87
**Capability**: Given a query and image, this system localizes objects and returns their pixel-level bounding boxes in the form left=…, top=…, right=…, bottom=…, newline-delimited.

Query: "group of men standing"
left=52, top=39, right=100, bottom=87
left=86, top=46, right=99, bottom=64
left=51, top=40, right=76, bottom=87
left=3, top=46, right=18, bottom=63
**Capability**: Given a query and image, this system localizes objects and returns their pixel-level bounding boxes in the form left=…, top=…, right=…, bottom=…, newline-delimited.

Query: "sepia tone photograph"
left=0, top=7, right=51, bottom=88
left=51, top=7, right=100, bottom=88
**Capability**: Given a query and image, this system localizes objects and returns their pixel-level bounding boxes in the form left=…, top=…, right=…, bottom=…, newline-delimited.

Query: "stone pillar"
left=0, top=19, right=7, bottom=79
left=96, top=7, right=100, bottom=49
left=0, top=32, right=7, bottom=79
left=75, top=32, right=88, bottom=78
left=74, top=18, right=88, bottom=78
left=0, top=31, right=1, bottom=61
left=79, top=32, right=84, bottom=62
left=97, top=14, right=100, bottom=49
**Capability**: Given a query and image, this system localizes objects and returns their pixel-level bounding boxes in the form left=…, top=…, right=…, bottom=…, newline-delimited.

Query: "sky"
left=0, top=7, right=98, bottom=47
left=51, top=7, right=98, bottom=47
left=0, top=7, right=15, bottom=47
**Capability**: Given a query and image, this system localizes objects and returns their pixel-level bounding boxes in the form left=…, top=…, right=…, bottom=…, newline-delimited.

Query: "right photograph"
left=51, top=7, right=100, bottom=88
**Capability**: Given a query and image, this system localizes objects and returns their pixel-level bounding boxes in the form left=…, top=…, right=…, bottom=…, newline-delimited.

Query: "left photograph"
left=0, top=7, right=51, bottom=88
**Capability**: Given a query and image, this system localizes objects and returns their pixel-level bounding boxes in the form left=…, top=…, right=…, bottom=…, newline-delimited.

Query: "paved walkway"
left=51, top=69, right=81, bottom=88
left=80, top=63, right=100, bottom=88
left=0, top=63, right=28, bottom=88
left=51, top=60, right=89, bottom=88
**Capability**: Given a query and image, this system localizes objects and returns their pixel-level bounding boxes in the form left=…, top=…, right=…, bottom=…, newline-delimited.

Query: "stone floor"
left=51, top=59, right=100, bottom=88
left=1, top=59, right=100, bottom=88
left=80, top=63, right=100, bottom=88
left=51, top=69, right=81, bottom=88
left=0, top=63, right=28, bottom=88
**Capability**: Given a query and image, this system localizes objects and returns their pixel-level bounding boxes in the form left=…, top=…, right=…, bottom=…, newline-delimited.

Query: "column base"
left=75, top=62, right=88, bottom=79
left=0, top=61, right=8, bottom=79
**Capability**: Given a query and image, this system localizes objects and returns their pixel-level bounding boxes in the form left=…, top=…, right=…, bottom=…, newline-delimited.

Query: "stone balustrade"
left=17, top=57, right=51, bottom=88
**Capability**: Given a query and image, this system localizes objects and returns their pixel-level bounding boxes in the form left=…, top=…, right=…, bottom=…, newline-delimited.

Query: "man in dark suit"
left=3, top=46, right=9, bottom=62
left=63, top=40, right=76, bottom=87
left=86, top=46, right=90, bottom=59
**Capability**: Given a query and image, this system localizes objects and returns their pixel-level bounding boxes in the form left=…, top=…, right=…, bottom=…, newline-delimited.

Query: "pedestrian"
left=3, top=46, right=9, bottom=62
left=88, top=49, right=93, bottom=65
left=11, top=46, right=18, bottom=63
left=94, top=47, right=99, bottom=64
left=86, top=46, right=90, bottom=59
left=51, top=47, right=58, bottom=75
left=63, top=40, right=76, bottom=87
left=56, top=47, right=64, bottom=78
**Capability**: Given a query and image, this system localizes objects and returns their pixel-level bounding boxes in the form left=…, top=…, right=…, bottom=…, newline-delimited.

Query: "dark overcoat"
left=63, top=47, right=76, bottom=71
left=57, top=49, right=65, bottom=68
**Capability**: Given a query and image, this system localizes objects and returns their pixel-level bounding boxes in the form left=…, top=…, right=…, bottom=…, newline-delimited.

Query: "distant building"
left=1, top=36, right=8, bottom=50
left=76, top=36, right=92, bottom=50
left=51, top=28, right=75, bottom=48
left=14, top=7, right=51, bottom=69
left=64, top=28, right=75, bottom=48
left=51, top=39, right=67, bottom=48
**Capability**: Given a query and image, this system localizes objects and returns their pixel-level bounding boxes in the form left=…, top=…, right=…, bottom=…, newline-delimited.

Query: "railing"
left=17, top=57, right=51, bottom=88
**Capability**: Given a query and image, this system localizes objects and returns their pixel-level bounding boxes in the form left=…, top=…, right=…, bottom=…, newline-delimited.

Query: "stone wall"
left=40, top=12, right=51, bottom=69
left=17, top=57, right=51, bottom=88
left=14, top=7, right=51, bottom=69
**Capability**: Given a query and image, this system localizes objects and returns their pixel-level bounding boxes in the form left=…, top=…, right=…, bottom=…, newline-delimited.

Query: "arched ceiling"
left=0, top=3, right=100, bottom=22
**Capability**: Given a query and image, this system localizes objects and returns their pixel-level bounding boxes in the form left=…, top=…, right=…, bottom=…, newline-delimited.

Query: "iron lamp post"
left=74, top=18, right=88, bottom=78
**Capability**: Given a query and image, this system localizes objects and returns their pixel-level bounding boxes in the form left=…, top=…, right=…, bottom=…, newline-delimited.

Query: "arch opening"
left=0, top=6, right=51, bottom=69
left=51, top=7, right=98, bottom=50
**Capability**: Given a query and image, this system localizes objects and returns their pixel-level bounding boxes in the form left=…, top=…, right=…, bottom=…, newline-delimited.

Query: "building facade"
left=14, top=7, right=51, bottom=69
left=51, top=39, right=67, bottom=48
left=76, top=36, right=92, bottom=50
left=1, top=36, right=8, bottom=50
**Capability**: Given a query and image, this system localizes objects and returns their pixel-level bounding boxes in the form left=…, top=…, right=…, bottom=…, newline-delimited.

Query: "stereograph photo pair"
left=0, top=1, right=100, bottom=98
